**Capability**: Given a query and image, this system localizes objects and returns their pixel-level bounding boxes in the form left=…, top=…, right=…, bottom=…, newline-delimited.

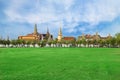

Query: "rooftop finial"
left=34, top=24, right=38, bottom=34
left=47, top=27, right=49, bottom=34
left=59, top=25, right=62, bottom=35
left=58, top=24, right=62, bottom=42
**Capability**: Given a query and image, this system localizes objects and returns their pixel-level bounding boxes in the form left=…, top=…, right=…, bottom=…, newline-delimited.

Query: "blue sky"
left=0, top=0, right=120, bottom=39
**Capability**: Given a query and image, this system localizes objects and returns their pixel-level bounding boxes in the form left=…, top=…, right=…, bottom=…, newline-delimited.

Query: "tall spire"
left=82, top=33, right=85, bottom=39
left=58, top=26, right=62, bottom=42
left=47, top=27, right=49, bottom=35
left=34, top=24, right=38, bottom=34
left=59, top=26, right=62, bottom=35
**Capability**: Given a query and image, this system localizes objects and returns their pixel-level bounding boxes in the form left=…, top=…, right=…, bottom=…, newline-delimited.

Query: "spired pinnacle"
left=47, top=27, right=50, bottom=35
left=58, top=26, right=62, bottom=42
left=34, top=24, right=38, bottom=34
left=59, top=26, right=62, bottom=35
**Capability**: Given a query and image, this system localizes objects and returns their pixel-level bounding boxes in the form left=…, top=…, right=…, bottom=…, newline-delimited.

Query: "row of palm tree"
left=0, top=33, right=120, bottom=48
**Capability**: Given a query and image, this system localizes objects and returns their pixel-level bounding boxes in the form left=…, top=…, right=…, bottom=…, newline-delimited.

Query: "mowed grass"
left=0, top=48, right=120, bottom=80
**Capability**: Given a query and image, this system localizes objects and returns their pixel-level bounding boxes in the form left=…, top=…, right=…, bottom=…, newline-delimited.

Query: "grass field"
left=0, top=48, right=120, bottom=80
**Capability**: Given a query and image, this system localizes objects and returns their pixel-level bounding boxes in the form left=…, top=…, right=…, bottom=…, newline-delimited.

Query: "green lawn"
left=0, top=48, right=120, bottom=80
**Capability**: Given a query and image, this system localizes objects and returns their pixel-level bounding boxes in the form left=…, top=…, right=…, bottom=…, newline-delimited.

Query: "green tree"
left=41, top=40, right=47, bottom=47
left=110, top=37, right=116, bottom=47
left=82, top=39, right=86, bottom=47
left=26, top=41, right=31, bottom=47
left=11, top=40, right=17, bottom=47
left=115, top=33, right=120, bottom=47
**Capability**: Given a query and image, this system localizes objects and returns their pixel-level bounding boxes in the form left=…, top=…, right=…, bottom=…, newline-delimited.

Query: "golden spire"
left=82, top=33, right=85, bottom=39
left=58, top=26, right=62, bottom=42
left=59, top=26, right=62, bottom=36
left=34, top=24, right=38, bottom=34
left=47, top=27, right=49, bottom=35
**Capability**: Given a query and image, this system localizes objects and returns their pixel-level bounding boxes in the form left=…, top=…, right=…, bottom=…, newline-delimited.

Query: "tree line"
left=0, top=33, right=120, bottom=48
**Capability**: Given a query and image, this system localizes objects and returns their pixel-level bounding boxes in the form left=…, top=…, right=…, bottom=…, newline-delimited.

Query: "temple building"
left=18, top=24, right=53, bottom=41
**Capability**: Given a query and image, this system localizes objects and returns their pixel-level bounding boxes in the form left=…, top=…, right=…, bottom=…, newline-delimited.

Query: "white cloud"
left=2, top=0, right=120, bottom=39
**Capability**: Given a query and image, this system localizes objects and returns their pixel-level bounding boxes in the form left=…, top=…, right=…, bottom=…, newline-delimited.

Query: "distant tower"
left=34, top=24, right=38, bottom=35
left=108, top=33, right=112, bottom=39
left=82, top=33, right=85, bottom=40
left=47, top=34, right=52, bottom=42
left=58, top=27, right=62, bottom=42
left=95, top=32, right=100, bottom=40
left=46, top=27, right=50, bottom=36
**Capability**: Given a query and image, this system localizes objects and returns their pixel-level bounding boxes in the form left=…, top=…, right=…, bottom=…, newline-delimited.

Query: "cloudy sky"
left=0, top=0, right=120, bottom=39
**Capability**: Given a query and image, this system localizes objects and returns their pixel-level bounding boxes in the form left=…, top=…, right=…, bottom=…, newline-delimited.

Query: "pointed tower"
left=34, top=24, right=38, bottom=35
left=108, top=33, right=112, bottom=39
left=47, top=34, right=52, bottom=42
left=82, top=33, right=85, bottom=40
left=46, top=27, right=50, bottom=36
left=58, top=27, right=62, bottom=42
left=95, top=32, right=100, bottom=40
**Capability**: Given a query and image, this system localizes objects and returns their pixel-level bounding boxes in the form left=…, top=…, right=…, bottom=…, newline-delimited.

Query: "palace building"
left=18, top=24, right=53, bottom=41
left=78, top=32, right=112, bottom=41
